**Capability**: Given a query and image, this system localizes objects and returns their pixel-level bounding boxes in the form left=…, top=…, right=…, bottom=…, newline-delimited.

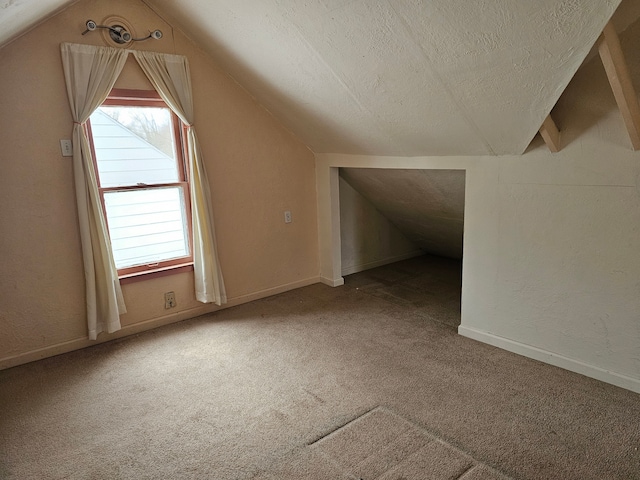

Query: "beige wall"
left=0, top=0, right=319, bottom=367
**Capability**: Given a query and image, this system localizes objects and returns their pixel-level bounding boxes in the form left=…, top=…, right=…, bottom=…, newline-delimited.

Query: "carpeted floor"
left=1, top=255, right=639, bottom=479
left=309, top=406, right=510, bottom=479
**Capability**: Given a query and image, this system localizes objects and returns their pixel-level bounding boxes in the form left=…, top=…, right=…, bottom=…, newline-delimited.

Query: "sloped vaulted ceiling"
left=0, top=0, right=629, bottom=156
left=144, top=0, right=621, bottom=156
left=0, top=0, right=77, bottom=44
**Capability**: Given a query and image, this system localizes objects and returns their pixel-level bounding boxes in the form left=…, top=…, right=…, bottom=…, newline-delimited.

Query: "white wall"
left=316, top=51, right=640, bottom=393
left=339, top=175, right=422, bottom=276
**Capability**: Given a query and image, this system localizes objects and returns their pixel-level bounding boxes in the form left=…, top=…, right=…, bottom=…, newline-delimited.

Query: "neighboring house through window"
left=87, top=89, right=192, bottom=278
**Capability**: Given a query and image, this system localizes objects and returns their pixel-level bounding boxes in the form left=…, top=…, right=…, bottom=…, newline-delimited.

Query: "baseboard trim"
left=0, top=276, right=323, bottom=371
left=225, top=276, right=322, bottom=306
left=320, top=276, right=344, bottom=287
left=458, top=325, right=640, bottom=394
left=341, top=250, right=424, bottom=276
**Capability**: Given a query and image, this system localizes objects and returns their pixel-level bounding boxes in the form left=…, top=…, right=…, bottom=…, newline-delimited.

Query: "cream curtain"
left=133, top=50, right=227, bottom=305
left=60, top=43, right=128, bottom=340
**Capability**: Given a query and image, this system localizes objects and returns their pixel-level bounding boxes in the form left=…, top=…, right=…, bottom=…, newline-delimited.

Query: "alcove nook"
left=338, top=168, right=465, bottom=328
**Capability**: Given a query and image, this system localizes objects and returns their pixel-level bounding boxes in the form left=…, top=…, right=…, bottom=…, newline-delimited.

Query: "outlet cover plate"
left=164, top=291, right=176, bottom=309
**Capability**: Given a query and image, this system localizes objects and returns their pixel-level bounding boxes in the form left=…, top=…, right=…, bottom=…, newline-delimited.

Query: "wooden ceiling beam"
left=598, top=20, right=640, bottom=150
left=539, top=114, right=561, bottom=153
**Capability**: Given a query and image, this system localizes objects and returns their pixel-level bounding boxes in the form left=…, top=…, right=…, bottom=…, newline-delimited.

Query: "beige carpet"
left=310, top=407, right=510, bottom=479
left=0, top=255, right=639, bottom=479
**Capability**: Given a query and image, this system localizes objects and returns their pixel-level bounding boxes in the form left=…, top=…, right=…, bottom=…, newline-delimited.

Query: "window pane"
left=104, top=187, right=190, bottom=269
left=90, top=107, right=179, bottom=188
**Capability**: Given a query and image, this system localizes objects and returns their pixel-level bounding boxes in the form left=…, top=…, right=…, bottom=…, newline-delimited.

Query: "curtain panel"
left=133, top=51, right=227, bottom=305
left=61, top=42, right=129, bottom=340
left=60, top=43, right=226, bottom=340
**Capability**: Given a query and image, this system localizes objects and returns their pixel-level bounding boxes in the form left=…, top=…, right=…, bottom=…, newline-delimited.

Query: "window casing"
left=87, top=89, right=193, bottom=278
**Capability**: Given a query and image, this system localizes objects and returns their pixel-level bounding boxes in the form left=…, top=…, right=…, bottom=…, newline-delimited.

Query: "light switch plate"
left=60, top=139, right=73, bottom=157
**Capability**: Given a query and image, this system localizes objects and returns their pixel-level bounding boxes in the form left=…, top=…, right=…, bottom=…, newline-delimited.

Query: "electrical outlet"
left=164, top=291, right=176, bottom=309
left=60, top=139, right=73, bottom=157
left=284, top=211, right=292, bottom=224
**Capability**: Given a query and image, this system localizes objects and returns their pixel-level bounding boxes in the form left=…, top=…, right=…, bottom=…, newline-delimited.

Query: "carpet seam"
left=306, top=405, right=382, bottom=446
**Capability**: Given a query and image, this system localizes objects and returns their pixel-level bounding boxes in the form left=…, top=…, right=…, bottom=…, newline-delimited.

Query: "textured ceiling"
left=143, top=0, right=621, bottom=156
left=0, top=0, right=629, bottom=156
left=0, top=0, right=77, bottom=45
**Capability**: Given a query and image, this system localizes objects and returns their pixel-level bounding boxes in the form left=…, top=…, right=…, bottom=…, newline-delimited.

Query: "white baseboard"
left=0, top=276, right=322, bottom=370
left=341, top=250, right=424, bottom=276
left=320, top=276, right=345, bottom=287
left=458, top=325, right=640, bottom=394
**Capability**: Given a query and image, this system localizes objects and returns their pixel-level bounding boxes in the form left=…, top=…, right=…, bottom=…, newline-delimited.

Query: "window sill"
left=119, top=263, right=194, bottom=285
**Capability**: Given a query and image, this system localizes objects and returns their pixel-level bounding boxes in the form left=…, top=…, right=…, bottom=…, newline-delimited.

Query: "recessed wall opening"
left=338, top=167, right=465, bottom=328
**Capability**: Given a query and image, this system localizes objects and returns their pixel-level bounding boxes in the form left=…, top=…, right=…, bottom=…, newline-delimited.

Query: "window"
left=87, top=89, right=192, bottom=278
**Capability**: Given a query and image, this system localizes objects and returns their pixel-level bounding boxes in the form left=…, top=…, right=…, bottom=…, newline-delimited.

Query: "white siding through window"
left=104, top=188, right=189, bottom=269
left=90, top=110, right=178, bottom=188
left=90, top=109, right=189, bottom=269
